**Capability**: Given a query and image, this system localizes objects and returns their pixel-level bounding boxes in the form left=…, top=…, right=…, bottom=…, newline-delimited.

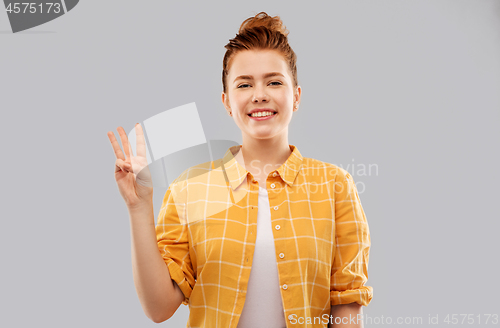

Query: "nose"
left=252, top=84, right=269, bottom=103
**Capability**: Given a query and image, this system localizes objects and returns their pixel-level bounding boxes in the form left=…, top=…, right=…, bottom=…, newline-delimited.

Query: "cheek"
left=277, top=91, right=292, bottom=104
left=232, top=94, right=247, bottom=108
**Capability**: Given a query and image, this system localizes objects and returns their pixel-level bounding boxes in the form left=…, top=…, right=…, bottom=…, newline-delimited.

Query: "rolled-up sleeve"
left=331, top=169, right=373, bottom=306
left=156, top=183, right=195, bottom=306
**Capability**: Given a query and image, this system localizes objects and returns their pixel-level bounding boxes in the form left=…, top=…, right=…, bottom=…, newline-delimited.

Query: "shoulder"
left=300, top=156, right=351, bottom=181
left=168, top=158, right=223, bottom=193
left=173, top=160, right=214, bottom=183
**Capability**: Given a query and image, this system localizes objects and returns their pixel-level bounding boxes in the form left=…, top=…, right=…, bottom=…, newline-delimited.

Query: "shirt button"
left=273, top=172, right=278, bottom=177
left=279, top=253, right=284, bottom=259
left=270, top=183, right=276, bottom=188
left=274, top=206, right=278, bottom=210
left=275, top=224, right=281, bottom=230
left=282, top=284, right=288, bottom=290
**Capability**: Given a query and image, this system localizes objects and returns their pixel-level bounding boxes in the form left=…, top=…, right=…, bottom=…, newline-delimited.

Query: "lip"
left=248, top=112, right=277, bottom=121
left=247, top=108, right=276, bottom=115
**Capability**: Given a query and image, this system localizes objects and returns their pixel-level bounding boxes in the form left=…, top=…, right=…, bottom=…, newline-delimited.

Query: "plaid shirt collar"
left=221, top=144, right=304, bottom=191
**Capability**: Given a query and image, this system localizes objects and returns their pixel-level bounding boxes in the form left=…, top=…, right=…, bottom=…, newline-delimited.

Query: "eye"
left=237, top=81, right=282, bottom=88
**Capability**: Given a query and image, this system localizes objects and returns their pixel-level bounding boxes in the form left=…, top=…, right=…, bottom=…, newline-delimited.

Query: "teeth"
left=250, top=111, right=275, bottom=117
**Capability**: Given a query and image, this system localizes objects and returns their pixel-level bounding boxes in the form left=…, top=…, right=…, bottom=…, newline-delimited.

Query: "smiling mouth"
left=247, top=111, right=277, bottom=118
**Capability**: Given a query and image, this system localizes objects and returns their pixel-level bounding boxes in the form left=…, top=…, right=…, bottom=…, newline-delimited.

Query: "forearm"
left=128, top=202, right=176, bottom=322
left=328, top=303, right=364, bottom=328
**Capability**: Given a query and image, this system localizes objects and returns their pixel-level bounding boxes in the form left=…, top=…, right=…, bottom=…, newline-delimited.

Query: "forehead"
left=228, top=50, right=289, bottom=79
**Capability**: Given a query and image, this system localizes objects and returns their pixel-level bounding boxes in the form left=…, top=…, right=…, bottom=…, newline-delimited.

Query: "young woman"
left=107, top=12, right=372, bottom=328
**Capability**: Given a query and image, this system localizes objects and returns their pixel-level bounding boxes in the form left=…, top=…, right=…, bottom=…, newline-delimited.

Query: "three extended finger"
left=107, top=131, right=126, bottom=161
left=117, top=126, right=132, bottom=160
left=135, top=123, right=147, bottom=158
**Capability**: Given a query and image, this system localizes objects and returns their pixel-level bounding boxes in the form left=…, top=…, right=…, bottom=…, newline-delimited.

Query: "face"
left=222, top=49, right=301, bottom=141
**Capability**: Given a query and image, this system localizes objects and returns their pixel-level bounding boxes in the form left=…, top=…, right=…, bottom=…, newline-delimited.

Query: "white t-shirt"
left=236, top=186, right=287, bottom=328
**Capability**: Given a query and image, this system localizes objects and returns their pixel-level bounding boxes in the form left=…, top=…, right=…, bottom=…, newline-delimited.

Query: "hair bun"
left=239, top=11, right=289, bottom=37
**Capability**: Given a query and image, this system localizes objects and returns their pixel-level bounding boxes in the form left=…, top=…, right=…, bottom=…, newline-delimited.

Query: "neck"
left=235, top=131, right=292, bottom=178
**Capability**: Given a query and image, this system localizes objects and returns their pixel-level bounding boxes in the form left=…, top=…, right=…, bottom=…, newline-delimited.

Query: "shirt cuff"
left=164, top=257, right=193, bottom=306
left=330, top=286, right=373, bottom=306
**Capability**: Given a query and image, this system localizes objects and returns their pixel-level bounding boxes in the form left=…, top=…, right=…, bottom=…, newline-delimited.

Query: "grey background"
left=1, top=0, right=499, bottom=327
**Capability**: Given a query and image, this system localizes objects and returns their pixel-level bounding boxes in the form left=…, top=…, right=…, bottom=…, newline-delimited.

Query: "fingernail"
left=136, top=123, right=139, bottom=126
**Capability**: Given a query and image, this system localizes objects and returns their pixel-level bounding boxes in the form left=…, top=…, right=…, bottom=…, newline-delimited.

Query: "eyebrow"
left=233, top=72, right=285, bottom=83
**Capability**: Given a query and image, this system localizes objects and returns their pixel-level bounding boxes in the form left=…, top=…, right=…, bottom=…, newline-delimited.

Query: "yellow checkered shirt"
left=156, top=144, right=372, bottom=327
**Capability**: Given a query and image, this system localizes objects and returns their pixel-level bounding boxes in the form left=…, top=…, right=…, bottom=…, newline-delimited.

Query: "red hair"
left=222, top=12, right=298, bottom=94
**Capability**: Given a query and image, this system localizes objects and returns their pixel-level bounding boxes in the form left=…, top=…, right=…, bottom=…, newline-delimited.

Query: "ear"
left=293, top=85, right=302, bottom=112
left=221, top=92, right=229, bottom=108
left=222, top=92, right=232, bottom=116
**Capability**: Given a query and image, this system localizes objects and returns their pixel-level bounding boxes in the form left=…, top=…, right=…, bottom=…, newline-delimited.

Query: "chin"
left=252, top=132, right=277, bottom=140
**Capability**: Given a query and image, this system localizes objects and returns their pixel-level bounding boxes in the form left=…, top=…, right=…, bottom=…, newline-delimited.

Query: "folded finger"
left=115, top=159, right=131, bottom=173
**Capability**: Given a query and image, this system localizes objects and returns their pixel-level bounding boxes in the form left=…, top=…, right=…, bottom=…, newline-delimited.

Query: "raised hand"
left=107, top=123, right=153, bottom=209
